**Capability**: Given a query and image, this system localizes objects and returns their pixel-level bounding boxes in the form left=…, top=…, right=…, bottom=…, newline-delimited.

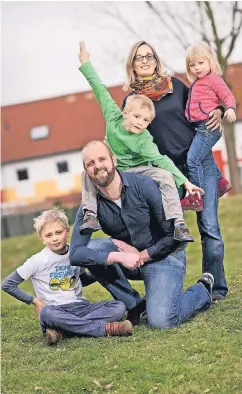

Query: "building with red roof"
left=1, top=63, right=242, bottom=213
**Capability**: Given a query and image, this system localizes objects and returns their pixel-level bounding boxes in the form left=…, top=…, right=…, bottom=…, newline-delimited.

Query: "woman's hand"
left=224, top=108, right=236, bottom=123
left=78, top=41, right=90, bottom=65
left=205, top=109, right=222, bottom=131
left=184, top=180, right=204, bottom=200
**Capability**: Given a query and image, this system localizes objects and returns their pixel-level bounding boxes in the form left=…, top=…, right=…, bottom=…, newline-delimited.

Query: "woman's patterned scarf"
left=130, top=74, right=173, bottom=101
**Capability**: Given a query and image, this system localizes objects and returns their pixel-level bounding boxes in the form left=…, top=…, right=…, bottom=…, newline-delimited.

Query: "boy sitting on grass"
left=78, top=41, right=203, bottom=242
left=1, top=208, right=132, bottom=346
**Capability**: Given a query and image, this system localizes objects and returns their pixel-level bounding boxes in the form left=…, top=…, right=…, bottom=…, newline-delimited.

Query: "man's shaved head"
left=82, top=140, right=117, bottom=188
left=82, top=141, right=113, bottom=166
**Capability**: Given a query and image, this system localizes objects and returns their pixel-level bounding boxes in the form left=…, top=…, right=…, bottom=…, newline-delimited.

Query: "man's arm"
left=78, top=41, right=121, bottom=122
left=70, top=206, right=143, bottom=270
left=69, top=206, right=111, bottom=267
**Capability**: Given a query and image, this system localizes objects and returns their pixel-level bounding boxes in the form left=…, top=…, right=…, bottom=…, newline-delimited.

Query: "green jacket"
left=79, top=61, right=187, bottom=187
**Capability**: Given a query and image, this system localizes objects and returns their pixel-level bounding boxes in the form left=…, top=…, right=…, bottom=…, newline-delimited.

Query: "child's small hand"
left=78, top=41, right=90, bottom=64
left=224, top=108, right=236, bottom=123
left=184, top=180, right=204, bottom=200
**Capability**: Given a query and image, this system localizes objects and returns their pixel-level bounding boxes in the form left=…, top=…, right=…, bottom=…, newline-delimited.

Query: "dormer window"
left=30, top=125, right=49, bottom=140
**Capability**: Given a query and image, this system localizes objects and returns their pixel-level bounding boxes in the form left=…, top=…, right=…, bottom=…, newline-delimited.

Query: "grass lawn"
left=1, top=196, right=242, bottom=394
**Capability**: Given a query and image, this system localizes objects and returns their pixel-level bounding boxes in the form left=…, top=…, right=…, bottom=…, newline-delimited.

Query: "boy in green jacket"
left=78, top=42, right=203, bottom=242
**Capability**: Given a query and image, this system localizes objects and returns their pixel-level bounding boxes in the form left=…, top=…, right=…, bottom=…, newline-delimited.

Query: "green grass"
left=2, top=196, right=242, bottom=394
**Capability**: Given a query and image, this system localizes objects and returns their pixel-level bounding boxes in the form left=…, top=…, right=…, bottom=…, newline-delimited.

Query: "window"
left=30, top=125, right=49, bottom=140
left=4, top=122, right=10, bottom=131
left=57, top=161, right=69, bottom=173
left=17, top=169, right=29, bottom=181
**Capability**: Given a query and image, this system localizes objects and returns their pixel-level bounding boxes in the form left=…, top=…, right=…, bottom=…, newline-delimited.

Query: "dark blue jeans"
left=40, top=300, right=126, bottom=337
left=85, top=238, right=212, bottom=329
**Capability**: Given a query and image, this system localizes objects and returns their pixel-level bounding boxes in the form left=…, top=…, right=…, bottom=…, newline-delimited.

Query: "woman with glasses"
left=122, top=41, right=228, bottom=301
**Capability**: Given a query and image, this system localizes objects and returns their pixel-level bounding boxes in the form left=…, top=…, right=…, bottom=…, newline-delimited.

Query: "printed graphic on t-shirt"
left=49, top=264, right=76, bottom=292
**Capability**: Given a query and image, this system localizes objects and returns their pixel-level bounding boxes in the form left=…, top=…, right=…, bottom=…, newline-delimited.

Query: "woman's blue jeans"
left=179, top=121, right=228, bottom=298
left=85, top=238, right=212, bottom=329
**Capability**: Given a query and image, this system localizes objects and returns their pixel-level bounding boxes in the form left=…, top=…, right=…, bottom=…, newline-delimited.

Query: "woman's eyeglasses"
left=134, top=54, right=155, bottom=63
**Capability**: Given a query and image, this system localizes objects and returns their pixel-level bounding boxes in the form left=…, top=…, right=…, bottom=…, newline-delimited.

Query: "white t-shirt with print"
left=17, top=246, right=86, bottom=306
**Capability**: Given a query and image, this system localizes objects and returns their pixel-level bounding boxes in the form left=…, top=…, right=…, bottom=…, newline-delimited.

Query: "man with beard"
left=70, top=140, right=214, bottom=329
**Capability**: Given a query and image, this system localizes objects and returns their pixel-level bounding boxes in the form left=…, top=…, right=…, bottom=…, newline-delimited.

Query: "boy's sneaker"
left=105, top=320, right=133, bottom=337
left=181, top=194, right=204, bottom=212
left=79, top=213, right=101, bottom=235
left=197, top=273, right=214, bottom=296
left=218, top=176, right=232, bottom=197
left=45, top=329, right=63, bottom=346
left=173, top=223, right=194, bottom=242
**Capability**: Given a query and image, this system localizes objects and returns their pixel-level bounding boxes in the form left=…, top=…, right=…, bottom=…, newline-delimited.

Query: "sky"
left=1, top=1, right=242, bottom=106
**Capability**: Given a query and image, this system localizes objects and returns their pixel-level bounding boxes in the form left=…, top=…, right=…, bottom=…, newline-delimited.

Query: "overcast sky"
left=1, top=1, right=242, bottom=106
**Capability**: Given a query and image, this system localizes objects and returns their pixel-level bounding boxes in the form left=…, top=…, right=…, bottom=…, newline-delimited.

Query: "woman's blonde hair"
left=124, top=95, right=155, bottom=121
left=33, top=207, right=69, bottom=237
left=186, top=42, right=223, bottom=82
left=123, top=41, right=164, bottom=91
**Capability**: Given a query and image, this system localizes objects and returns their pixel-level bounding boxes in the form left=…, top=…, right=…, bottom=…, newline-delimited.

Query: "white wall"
left=2, top=150, right=84, bottom=199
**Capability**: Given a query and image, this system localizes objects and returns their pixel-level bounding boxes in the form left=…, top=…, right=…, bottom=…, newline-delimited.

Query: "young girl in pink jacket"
left=185, top=42, right=236, bottom=208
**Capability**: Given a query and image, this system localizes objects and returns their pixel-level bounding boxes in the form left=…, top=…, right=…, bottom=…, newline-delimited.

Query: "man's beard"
left=90, top=164, right=116, bottom=187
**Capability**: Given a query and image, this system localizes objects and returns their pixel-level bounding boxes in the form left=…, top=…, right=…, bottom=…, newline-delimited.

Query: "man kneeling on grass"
left=1, top=208, right=132, bottom=346
left=70, top=140, right=214, bottom=328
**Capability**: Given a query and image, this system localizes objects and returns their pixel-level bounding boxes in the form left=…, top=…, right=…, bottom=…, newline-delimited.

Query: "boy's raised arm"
left=78, top=41, right=121, bottom=122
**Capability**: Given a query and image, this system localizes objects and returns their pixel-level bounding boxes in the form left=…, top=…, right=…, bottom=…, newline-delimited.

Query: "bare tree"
left=88, top=1, right=242, bottom=194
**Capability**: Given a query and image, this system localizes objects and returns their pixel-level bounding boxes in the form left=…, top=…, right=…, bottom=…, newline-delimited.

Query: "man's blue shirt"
left=70, top=171, right=180, bottom=267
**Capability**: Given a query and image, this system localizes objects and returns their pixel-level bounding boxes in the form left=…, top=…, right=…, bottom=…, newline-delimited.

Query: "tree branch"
left=145, top=1, right=188, bottom=50
left=196, top=2, right=212, bottom=47
left=226, top=2, right=242, bottom=59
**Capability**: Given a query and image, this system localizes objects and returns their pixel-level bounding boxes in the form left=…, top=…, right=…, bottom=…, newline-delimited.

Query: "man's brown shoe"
left=46, top=329, right=63, bottom=346
left=105, top=320, right=133, bottom=337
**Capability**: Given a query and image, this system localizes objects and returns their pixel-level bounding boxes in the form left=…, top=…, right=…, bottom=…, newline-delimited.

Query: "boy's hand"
left=184, top=180, right=204, bottom=200
left=33, top=298, right=45, bottom=320
left=224, top=108, right=236, bottom=123
left=78, top=41, right=90, bottom=64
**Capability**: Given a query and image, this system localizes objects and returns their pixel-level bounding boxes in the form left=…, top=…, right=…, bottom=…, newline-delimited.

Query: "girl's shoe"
left=181, top=194, right=204, bottom=212
left=218, top=176, right=232, bottom=197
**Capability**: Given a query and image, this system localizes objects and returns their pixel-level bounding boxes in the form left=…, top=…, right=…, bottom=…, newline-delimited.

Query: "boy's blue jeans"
left=40, top=299, right=126, bottom=337
left=187, top=121, right=222, bottom=189
left=83, top=238, right=212, bottom=329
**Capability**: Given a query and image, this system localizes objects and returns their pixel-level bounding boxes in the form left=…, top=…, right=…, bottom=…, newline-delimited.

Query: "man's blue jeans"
left=85, top=238, right=212, bottom=329
left=40, top=300, right=126, bottom=337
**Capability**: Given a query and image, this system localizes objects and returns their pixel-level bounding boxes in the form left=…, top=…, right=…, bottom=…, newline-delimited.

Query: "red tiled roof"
left=1, top=87, right=127, bottom=163
left=2, top=63, right=241, bottom=163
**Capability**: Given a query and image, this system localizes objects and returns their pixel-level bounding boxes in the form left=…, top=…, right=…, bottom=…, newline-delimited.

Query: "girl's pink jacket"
left=185, top=72, right=236, bottom=122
